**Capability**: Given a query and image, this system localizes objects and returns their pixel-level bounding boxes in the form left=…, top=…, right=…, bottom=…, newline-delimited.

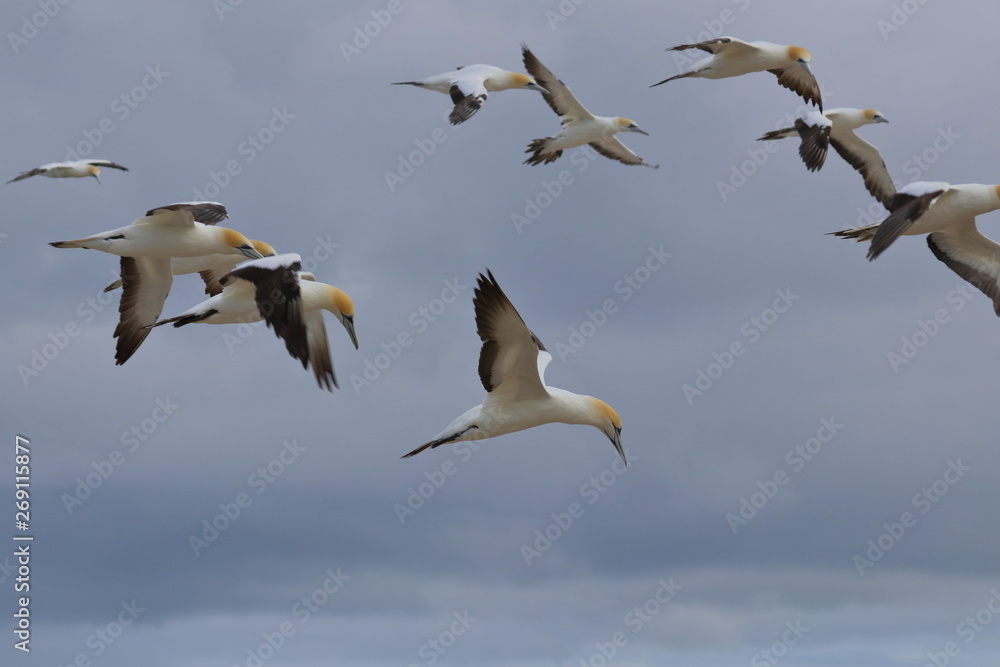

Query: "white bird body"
left=394, top=64, right=548, bottom=124
left=654, top=37, right=822, bottom=110
left=50, top=202, right=263, bottom=364
left=7, top=159, right=129, bottom=183
left=832, top=183, right=1000, bottom=315
left=103, top=239, right=277, bottom=296
left=431, top=386, right=617, bottom=445
left=51, top=219, right=257, bottom=258
left=403, top=271, right=625, bottom=463
left=521, top=45, right=656, bottom=168
left=153, top=254, right=358, bottom=391
left=759, top=107, right=892, bottom=205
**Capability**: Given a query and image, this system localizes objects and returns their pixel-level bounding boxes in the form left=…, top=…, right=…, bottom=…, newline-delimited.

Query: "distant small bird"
left=7, top=159, right=129, bottom=184
left=50, top=202, right=263, bottom=364
left=831, top=182, right=1000, bottom=314
left=393, top=63, right=548, bottom=125
left=403, top=270, right=625, bottom=463
left=521, top=44, right=656, bottom=168
left=759, top=108, right=892, bottom=206
left=152, top=253, right=358, bottom=391
left=653, top=37, right=822, bottom=111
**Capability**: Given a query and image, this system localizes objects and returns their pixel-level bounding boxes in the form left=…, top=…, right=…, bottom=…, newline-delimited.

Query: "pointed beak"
left=875, top=116, right=889, bottom=123
left=631, top=127, right=650, bottom=136
left=798, top=59, right=815, bottom=78
left=239, top=244, right=265, bottom=259
left=92, top=173, right=101, bottom=184
left=342, top=315, right=359, bottom=349
left=608, top=426, right=626, bottom=465
left=529, top=82, right=550, bottom=94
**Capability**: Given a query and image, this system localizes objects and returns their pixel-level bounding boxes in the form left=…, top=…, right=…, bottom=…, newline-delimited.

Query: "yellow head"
left=222, top=228, right=264, bottom=259
left=87, top=164, right=102, bottom=182
left=250, top=240, right=277, bottom=257
left=509, top=71, right=548, bottom=94
left=788, top=46, right=812, bottom=64
left=615, top=118, right=649, bottom=135
left=588, top=397, right=625, bottom=464
left=326, top=286, right=358, bottom=349
left=864, top=109, right=889, bottom=124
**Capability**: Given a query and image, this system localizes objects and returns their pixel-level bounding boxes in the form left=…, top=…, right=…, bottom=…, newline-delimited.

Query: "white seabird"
left=50, top=202, right=264, bottom=364
left=653, top=37, right=822, bottom=111
left=831, top=182, right=1000, bottom=314
left=521, top=44, right=657, bottom=168
left=402, top=270, right=625, bottom=463
left=152, top=253, right=358, bottom=391
left=7, top=159, right=129, bottom=184
left=759, top=108, right=893, bottom=206
left=393, top=63, right=548, bottom=125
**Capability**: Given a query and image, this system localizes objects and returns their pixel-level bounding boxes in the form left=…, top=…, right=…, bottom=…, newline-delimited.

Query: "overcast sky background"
left=3, top=1, right=1000, bottom=665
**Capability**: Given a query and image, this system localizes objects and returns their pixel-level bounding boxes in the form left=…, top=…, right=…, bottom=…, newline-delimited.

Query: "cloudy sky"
left=4, top=1, right=1000, bottom=665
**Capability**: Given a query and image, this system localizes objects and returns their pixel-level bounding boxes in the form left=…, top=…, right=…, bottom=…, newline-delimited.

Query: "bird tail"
left=523, top=138, right=561, bottom=166
left=650, top=71, right=697, bottom=87
left=149, top=309, right=219, bottom=329
left=49, top=239, right=90, bottom=249
left=400, top=427, right=477, bottom=459
left=828, top=224, right=879, bottom=243
left=758, top=127, right=796, bottom=141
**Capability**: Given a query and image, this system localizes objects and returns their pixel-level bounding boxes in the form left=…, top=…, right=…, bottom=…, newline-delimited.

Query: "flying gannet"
left=403, top=270, right=626, bottom=463
left=152, top=253, right=358, bottom=391
left=50, top=202, right=263, bottom=364
left=521, top=44, right=657, bottom=168
left=393, top=63, right=548, bottom=125
left=7, top=159, right=129, bottom=184
left=831, top=182, right=1000, bottom=314
left=653, top=37, right=822, bottom=111
left=759, top=108, right=892, bottom=206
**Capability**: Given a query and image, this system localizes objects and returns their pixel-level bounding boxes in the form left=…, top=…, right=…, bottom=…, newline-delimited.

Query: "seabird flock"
left=16, top=35, right=1000, bottom=461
